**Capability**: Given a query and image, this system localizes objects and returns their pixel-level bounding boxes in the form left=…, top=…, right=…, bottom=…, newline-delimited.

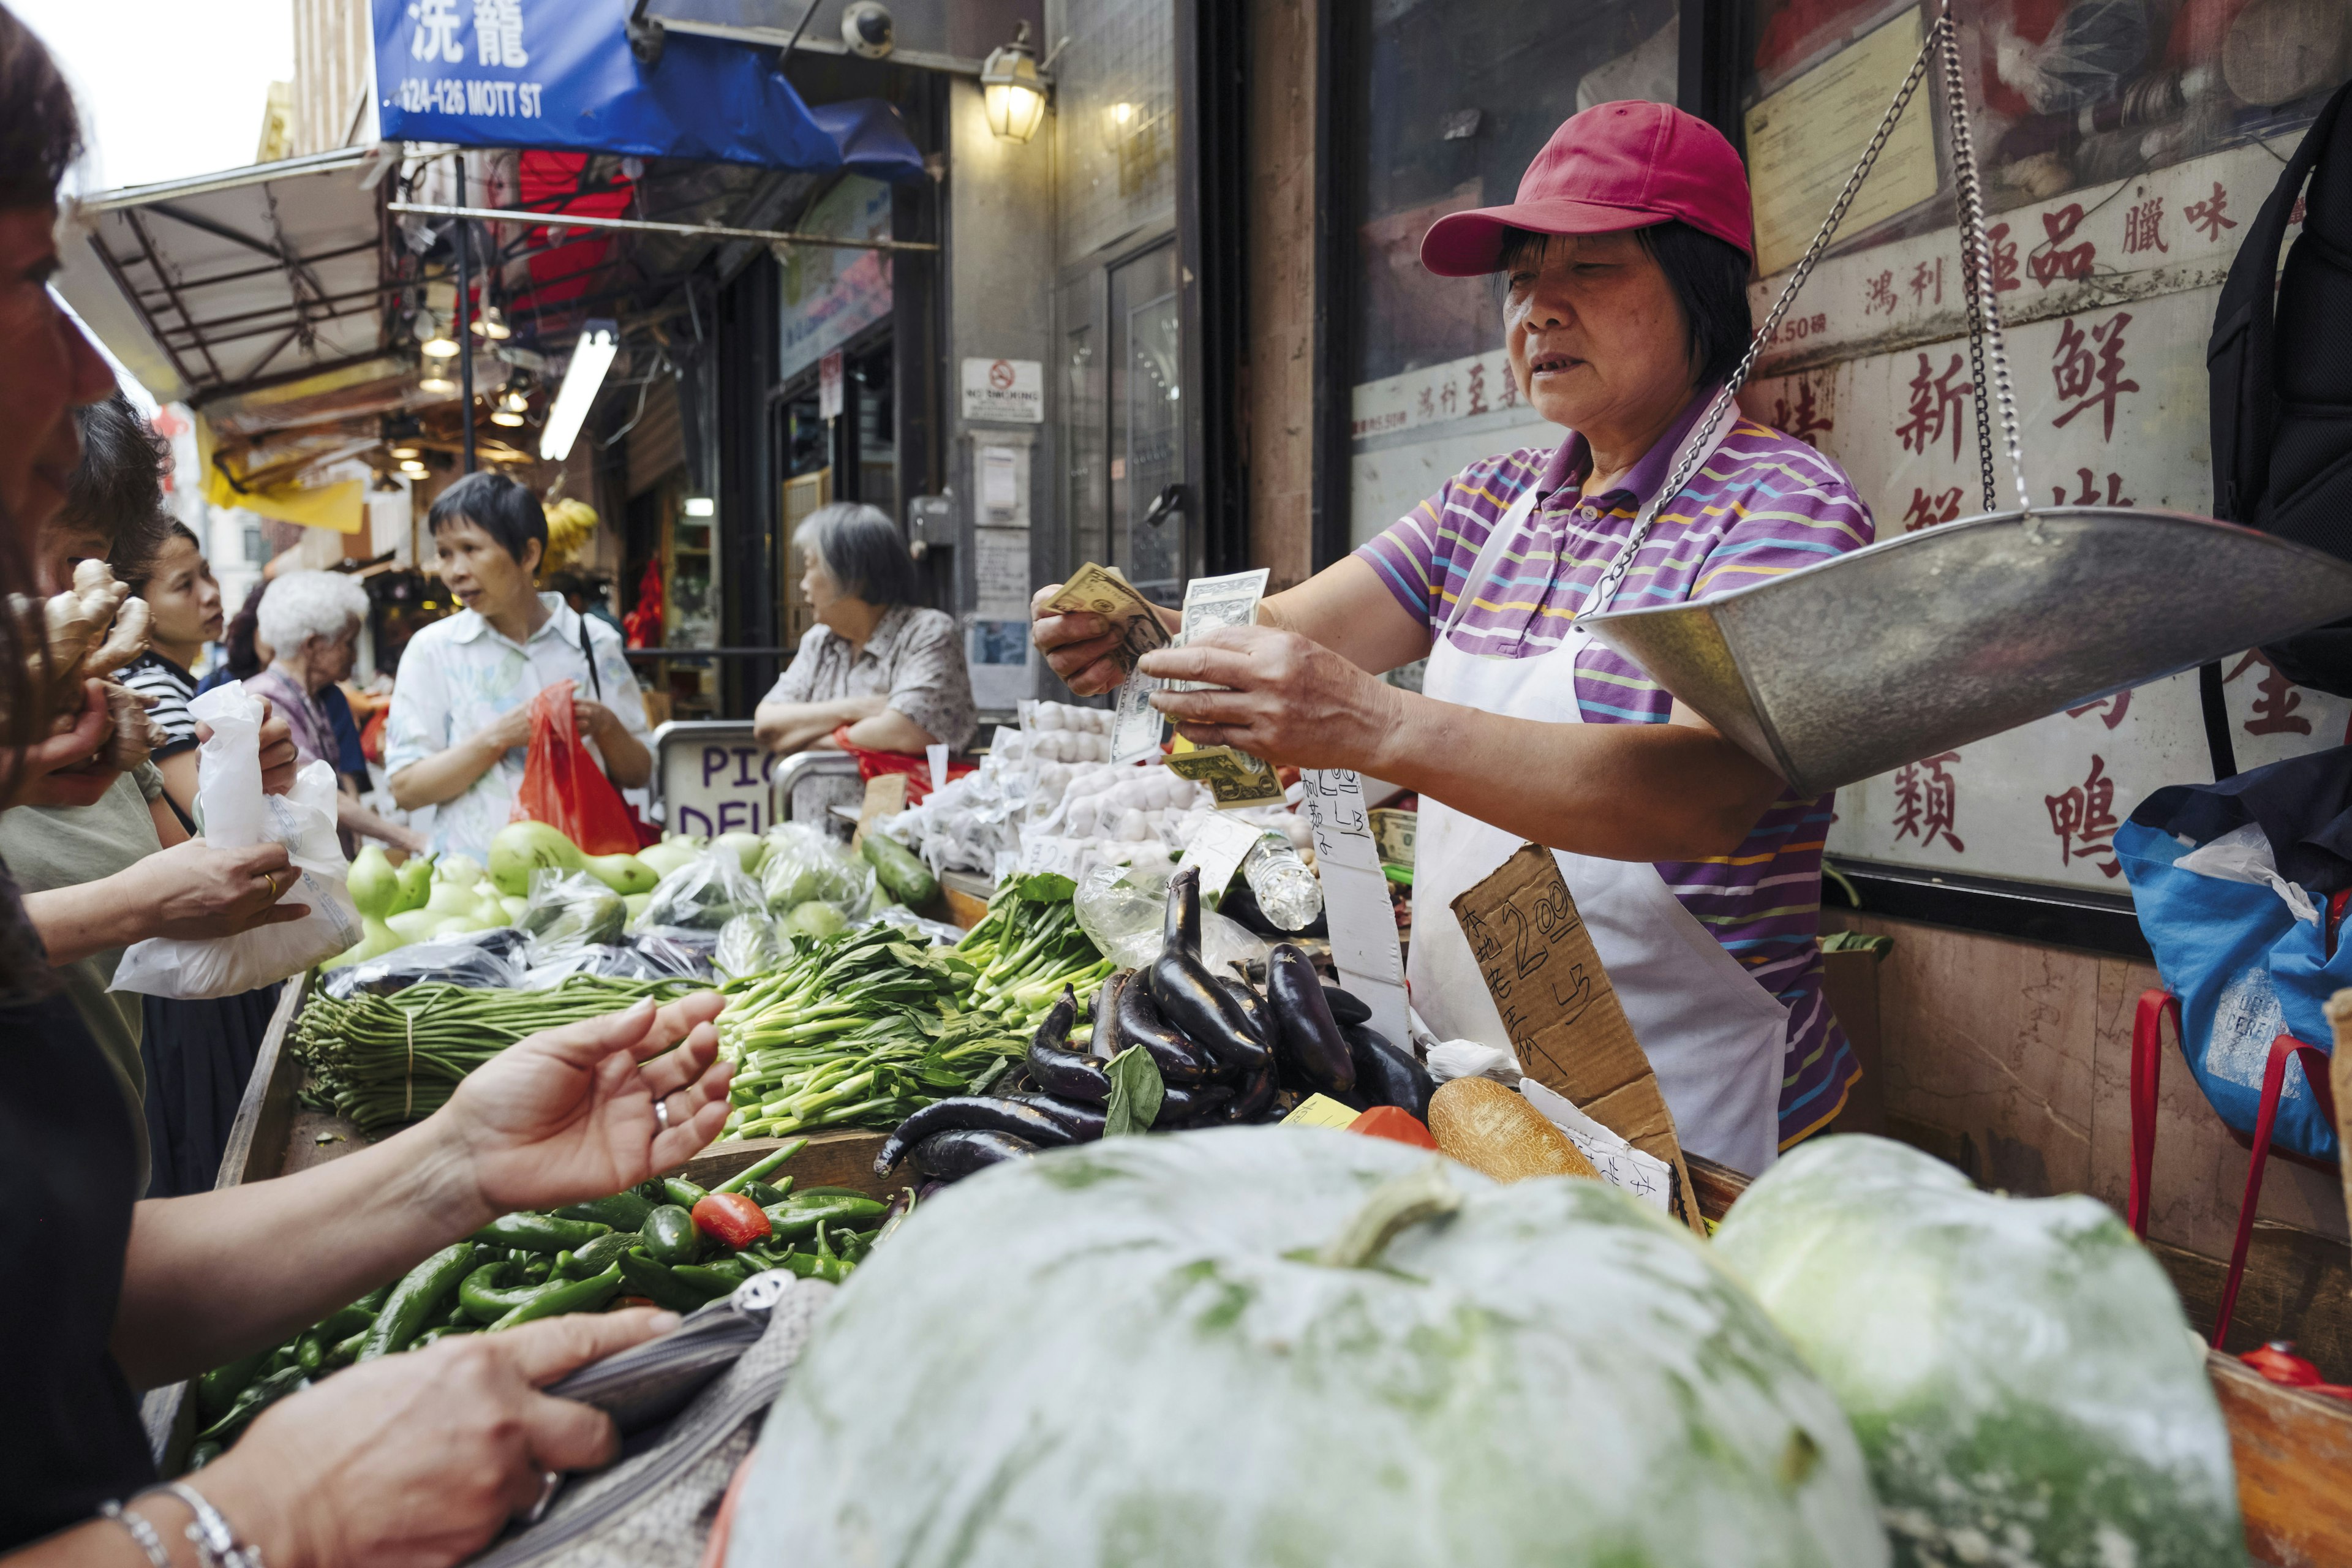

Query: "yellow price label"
left=1282, top=1094, right=1362, bottom=1129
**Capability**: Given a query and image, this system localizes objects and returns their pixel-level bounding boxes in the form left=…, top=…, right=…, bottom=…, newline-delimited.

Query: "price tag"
left=1450, top=842, right=1705, bottom=1234
left=1281, top=1093, right=1362, bottom=1129
left=1176, top=812, right=1264, bottom=899
left=1299, top=768, right=1408, bottom=1045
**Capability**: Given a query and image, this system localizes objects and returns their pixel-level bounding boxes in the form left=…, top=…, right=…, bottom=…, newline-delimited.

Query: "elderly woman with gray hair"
left=755, top=503, right=976, bottom=760
left=247, top=571, right=426, bottom=853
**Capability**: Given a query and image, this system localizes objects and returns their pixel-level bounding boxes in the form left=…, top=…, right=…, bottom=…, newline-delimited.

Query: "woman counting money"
left=1031, top=104, right=1876, bottom=1175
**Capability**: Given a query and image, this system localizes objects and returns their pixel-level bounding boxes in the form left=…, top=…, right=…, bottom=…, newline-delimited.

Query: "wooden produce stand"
left=164, top=979, right=2351, bottom=1566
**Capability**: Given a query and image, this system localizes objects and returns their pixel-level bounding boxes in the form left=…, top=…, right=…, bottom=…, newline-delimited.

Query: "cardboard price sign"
left=1450, top=842, right=1705, bottom=1233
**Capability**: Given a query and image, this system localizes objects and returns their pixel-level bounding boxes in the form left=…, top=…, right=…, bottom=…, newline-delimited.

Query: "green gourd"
left=638, top=836, right=705, bottom=879
left=488, top=820, right=586, bottom=897
left=1713, top=1136, right=2246, bottom=1568
left=739, top=1128, right=1886, bottom=1568
left=389, top=853, right=435, bottom=915
left=582, top=852, right=659, bottom=895
left=347, top=845, right=398, bottom=920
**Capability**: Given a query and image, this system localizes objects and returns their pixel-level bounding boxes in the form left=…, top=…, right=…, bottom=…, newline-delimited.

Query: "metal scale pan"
left=1582, top=507, right=2352, bottom=799
left=1566, top=10, right=2352, bottom=799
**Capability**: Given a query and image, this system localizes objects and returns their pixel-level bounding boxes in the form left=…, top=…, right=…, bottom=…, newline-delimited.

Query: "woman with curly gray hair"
left=248, top=571, right=424, bottom=853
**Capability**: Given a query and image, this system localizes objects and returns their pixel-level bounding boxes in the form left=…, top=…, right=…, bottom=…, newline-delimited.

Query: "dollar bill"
left=1042, top=562, right=1170, bottom=677
left=1162, top=568, right=1271, bottom=693
left=1164, top=733, right=1285, bottom=810
left=1370, top=806, right=1417, bottom=868
left=1109, top=662, right=1164, bottom=766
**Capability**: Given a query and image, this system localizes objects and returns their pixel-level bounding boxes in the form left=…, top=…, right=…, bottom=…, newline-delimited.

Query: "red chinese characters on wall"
left=2223, top=650, right=2312, bottom=736
left=2184, top=182, right=2237, bottom=243
left=1892, top=752, right=1965, bottom=853
left=2045, top=755, right=2122, bottom=876
left=1902, top=486, right=1965, bottom=532
left=1465, top=360, right=1489, bottom=417
left=2052, top=468, right=2136, bottom=507
left=2122, top=195, right=2168, bottom=255
left=2030, top=204, right=2097, bottom=287
left=1771, top=377, right=1834, bottom=450
left=2065, top=690, right=2132, bottom=729
left=1986, top=222, right=2022, bottom=293
left=1863, top=269, right=1899, bottom=316
left=1909, top=257, right=1945, bottom=307
left=1896, top=353, right=1975, bottom=458
left=2051, top=311, right=2139, bottom=442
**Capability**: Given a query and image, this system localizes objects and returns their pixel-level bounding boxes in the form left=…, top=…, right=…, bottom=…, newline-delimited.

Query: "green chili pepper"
left=712, top=1139, right=807, bottom=1195
left=487, top=1264, right=623, bottom=1331
left=195, top=1351, right=271, bottom=1422
left=662, top=1177, right=709, bottom=1208
left=473, top=1213, right=612, bottom=1255
left=197, top=1364, right=307, bottom=1444
left=668, top=1264, right=747, bottom=1302
left=358, top=1243, right=477, bottom=1360
left=641, top=1204, right=702, bottom=1265
left=616, top=1250, right=708, bottom=1313
left=553, top=1191, right=655, bottom=1230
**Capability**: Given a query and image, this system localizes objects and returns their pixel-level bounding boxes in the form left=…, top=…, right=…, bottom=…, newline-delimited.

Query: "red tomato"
left=690, top=1191, right=772, bottom=1249
left=1348, top=1106, right=1438, bottom=1150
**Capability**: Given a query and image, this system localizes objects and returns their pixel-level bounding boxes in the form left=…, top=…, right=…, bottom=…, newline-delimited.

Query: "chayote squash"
left=1712, top=1136, right=2245, bottom=1568
left=737, top=1126, right=1887, bottom=1568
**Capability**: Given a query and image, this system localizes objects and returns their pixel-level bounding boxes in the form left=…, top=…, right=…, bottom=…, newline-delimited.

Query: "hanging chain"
left=1584, top=12, right=1949, bottom=616
left=1935, top=6, right=2033, bottom=513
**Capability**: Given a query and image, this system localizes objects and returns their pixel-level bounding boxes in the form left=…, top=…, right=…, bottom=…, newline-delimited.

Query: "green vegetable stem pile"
left=184, top=1144, right=899, bottom=1472
left=953, top=873, right=1116, bottom=1032
left=716, top=924, right=1044, bottom=1142
left=294, top=975, right=699, bottom=1134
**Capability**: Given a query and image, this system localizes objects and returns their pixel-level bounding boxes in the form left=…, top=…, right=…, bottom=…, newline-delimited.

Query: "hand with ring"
left=143, top=838, right=313, bottom=943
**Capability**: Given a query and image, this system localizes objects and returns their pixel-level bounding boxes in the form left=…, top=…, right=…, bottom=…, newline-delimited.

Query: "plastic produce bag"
left=624, top=927, right=718, bottom=981
left=857, top=903, right=966, bottom=947
left=639, top=846, right=764, bottom=932
left=713, top=913, right=782, bottom=981
left=519, top=868, right=629, bottom=969
left=113, top=682, right=361, bottom=998
left=1073, top=861, right=1268, bottom=975
left=514, top=678, right=640, bottom=856
left=318, top=929, right=525, bottom=1000
left=758, top=823, right=875, bottom=919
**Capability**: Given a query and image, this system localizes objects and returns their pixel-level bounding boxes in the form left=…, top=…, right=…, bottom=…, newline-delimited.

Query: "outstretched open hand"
left=440, top=992, right=734, bottom=1218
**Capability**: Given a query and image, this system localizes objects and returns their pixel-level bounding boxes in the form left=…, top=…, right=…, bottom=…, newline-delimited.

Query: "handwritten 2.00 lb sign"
left=653, top=723, right=771, bottom=838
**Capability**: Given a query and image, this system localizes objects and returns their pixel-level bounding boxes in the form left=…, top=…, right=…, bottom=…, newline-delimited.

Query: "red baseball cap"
left=1420, top=100, right=1753, bottom=276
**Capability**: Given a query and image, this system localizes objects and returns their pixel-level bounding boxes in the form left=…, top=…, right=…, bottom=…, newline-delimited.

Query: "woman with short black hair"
left=753, top=502, right=975, bottom=761
left=385, top=470, right=651, bottom=859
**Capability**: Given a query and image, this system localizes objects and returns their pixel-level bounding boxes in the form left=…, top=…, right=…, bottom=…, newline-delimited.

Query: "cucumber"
left=861, top=831, right=938, bottom=907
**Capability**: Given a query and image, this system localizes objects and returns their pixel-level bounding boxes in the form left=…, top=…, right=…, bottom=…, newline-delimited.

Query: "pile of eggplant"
left=876, top=865, right=1434, bottom=1185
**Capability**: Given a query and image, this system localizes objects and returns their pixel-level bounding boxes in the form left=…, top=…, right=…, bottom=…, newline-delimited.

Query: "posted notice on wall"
left=962, top=357, right=1044, bottom=423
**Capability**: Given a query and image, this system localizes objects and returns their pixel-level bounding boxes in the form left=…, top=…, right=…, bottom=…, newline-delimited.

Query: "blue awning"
left=373, top=0, right=924, bottom=179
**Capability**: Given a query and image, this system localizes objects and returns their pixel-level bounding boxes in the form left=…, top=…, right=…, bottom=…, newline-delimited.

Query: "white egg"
left=1117, top=808, right=1150, bottom=841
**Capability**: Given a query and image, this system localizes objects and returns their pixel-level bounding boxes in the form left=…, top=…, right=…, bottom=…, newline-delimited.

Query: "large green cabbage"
left=734, top=1127, right=1887, bottom=1568
left=1713, top=1136, right=2245, bottom=1568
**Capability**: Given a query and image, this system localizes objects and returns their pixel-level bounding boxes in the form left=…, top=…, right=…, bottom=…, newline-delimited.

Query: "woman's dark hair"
left=0, top=6, right=80, bottom=210
left=428, top=470, right=548, bottom=568
left=1498, top=220, right=1755, bottom=390
left=793, top=502, right=919, bottom=608
left=123, top=519, right=201, bottom=596
left=221, top=580, right=268, bottom=680
left=62, top=393, right=174, bottom=583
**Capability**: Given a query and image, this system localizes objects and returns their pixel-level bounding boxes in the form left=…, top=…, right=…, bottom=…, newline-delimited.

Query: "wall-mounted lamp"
left=981, top=21, right=1047, bottom=143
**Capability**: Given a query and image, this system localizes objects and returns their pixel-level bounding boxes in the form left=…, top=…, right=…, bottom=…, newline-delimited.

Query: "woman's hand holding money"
left=1029, top=575, right=1179, bottom=696
left=1140, top=624, right=1406, bottom=773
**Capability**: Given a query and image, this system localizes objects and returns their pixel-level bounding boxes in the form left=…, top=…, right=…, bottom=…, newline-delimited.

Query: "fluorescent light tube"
left=540, top=321, right=618, bottom=462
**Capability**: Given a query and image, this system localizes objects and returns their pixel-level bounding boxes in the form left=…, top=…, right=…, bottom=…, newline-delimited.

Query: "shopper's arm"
left=753, top=695, right=886, bottom=755
left=111, top=992, right=733, bottom=1388
left=571, top=699, right=652, bottom=790
left=842, top=707, right=937, bottom=753
left=336, top=790, right=427, bottom=854
left=149, top=790, right=189, bottom=846
left=20, top=838, right=306, bottom=967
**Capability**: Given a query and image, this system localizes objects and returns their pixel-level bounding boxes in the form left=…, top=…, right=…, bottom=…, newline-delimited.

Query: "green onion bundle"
left=295, top=976, right=698, bottom=1134
left=954, top=875, right=1115, bottom=1032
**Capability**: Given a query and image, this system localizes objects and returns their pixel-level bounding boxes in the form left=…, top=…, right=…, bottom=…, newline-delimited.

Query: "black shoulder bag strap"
left=2196, top=79, right=2352, bottom=779
left=577, top=614, right=605, bottom=702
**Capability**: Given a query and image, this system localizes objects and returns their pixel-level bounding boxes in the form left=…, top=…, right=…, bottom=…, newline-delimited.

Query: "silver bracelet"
left=98, top=1500, right=173, bottom=1568
left=162, top=1482, right=264, bottom=1568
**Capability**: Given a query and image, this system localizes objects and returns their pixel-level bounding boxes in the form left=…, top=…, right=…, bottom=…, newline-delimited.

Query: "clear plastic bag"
left=639, top=846, right=765, bottom=932
left=856, top=903, right=967, bottom=947
left=758, top=823, right=875, bottom=918
left=714, top=911, right=783, bottom=980
left=1073, top=861, right=1270, bottom=975
left=519, top=869, right=630, bottom=969
left=626, top=927, right=719, bottom=981
left=113, top=682, right=362, bottom=999
left=318, top=929, right=526, bottom=1000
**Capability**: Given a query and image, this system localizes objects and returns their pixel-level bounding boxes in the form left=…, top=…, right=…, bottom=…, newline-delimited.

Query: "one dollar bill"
left=1158, top=567, right=1282, bottom=808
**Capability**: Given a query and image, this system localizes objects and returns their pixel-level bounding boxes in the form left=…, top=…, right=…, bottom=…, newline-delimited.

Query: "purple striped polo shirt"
left=1356, top=389, right=1876, bottom=1148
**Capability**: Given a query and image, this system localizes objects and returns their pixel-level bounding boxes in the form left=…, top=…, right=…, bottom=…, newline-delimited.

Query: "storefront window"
left=1734, top=0, right=2342, bottom=893
left=1109, top=241, right=1183, bottom=600
left=1341, top=0, right=1679, bottom=548
left=1047, top=0, right=1177, bottom=268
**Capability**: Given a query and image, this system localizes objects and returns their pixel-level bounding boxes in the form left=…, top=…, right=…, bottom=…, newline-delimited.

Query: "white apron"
left=1406, top=414, right=1789, bottom=1175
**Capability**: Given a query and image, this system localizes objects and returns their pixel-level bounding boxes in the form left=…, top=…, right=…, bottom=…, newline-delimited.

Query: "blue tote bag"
left=2115, top=749, right=2350, bottom=1164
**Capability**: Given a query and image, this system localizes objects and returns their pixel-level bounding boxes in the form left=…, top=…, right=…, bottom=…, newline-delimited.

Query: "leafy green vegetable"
left=1101, top=1046, right=1164, bottom=1136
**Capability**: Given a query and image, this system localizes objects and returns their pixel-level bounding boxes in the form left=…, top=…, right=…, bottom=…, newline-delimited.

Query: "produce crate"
left=1686, top=1152, right=2352, bottom=1568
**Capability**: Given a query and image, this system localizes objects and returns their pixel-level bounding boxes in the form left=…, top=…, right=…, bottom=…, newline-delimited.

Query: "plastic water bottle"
left=1243, top=834, right=1324, bottom=930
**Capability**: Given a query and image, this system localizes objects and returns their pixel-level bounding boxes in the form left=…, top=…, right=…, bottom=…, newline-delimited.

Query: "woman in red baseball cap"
left=1033, top=102, right=1879, bottom=1176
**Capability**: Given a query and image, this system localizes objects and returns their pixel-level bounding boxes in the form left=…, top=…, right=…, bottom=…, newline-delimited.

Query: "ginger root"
left=26, top=560, right=156, bottom=766
left=100, top=679, right=160, bottom=771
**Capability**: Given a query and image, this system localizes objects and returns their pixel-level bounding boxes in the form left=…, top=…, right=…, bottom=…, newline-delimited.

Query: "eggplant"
left=1090, top=971, right=1126, bottom=1061
left=1114, top=971, right=1217, bottom=1084
left=1016, top=1095, right=1109, bottom=1141
left=1344, top=1023, right=1433, bottom=1120
left=1266, top=944, right=1355, bottom=1097
left=1321, top=984, right=1371, bottom=1027
left=1149, top=868, right=1270, bottom=1074
left=1216, top=976, right=1277, bottom=1054
left=1027, top=986, right=1112, bottom=1104
left=1155, top=1082, right=1235, bottom=1126
left=873, top=1097, right=1078, bottom=1175
left=1220, top=1061, right=1278, bottom=1124
left=908, top=1128, right=1038, bottom=1182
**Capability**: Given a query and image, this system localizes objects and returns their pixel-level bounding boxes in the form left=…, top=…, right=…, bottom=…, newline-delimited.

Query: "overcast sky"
left=15, top=0, right=295, bottom=192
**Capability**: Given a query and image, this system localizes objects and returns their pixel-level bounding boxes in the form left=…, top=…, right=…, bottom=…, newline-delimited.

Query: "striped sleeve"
left=1352, top=448, right=1551, bottom=633
left=120, top=656, right=196, bottom=752
left=1689, top=425, right=1877, bottom=600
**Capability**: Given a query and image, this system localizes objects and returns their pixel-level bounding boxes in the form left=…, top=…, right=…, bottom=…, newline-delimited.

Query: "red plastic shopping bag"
left=514, top=679, right=641, bottom=854
left=827, top=725, right=974, bottom=807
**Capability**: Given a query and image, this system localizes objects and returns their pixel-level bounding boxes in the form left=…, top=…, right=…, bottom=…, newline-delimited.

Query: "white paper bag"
left=111, top=680, right=361, bottom=998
